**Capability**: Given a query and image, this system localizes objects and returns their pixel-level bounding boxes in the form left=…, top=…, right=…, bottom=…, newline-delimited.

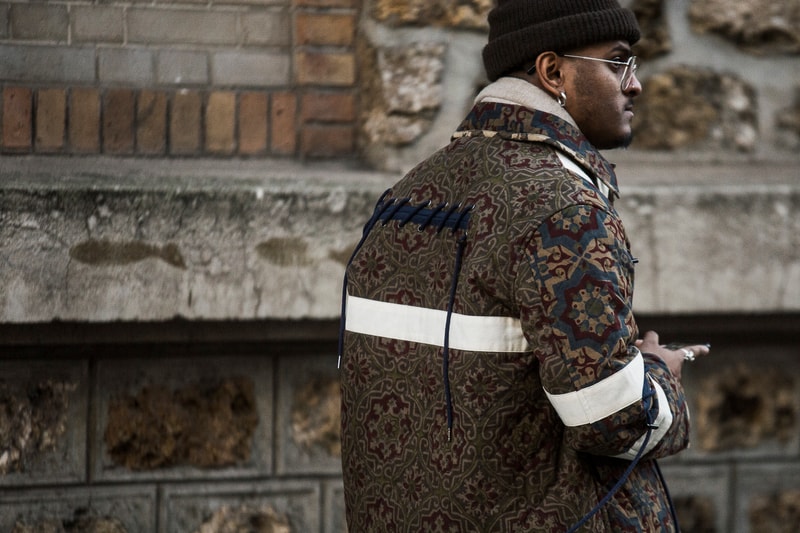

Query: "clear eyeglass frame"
left=561, top=54, right=639, bottom=91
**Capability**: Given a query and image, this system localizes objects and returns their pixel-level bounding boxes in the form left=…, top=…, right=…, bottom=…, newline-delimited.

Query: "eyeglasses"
left=560, top=54, right=639, bottom=92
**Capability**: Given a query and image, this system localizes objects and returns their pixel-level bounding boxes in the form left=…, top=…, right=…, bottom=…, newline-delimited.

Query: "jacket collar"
left=455, top=78, right=620, bottom=198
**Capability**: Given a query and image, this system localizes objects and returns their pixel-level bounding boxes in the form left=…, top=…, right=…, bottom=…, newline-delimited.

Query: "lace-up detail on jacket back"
left=339, top=189, right=474, bottom=441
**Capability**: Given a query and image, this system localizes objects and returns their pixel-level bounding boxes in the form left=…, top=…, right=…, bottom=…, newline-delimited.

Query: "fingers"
left=680, top=343, right=711, bottom=362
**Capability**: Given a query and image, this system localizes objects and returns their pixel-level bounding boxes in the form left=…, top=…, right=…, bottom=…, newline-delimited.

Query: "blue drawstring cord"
left=338, top=189, right=395, bottom=368
left=338, top=191, right=473, bottom=443
left=565, top=372, right=662, bottom=533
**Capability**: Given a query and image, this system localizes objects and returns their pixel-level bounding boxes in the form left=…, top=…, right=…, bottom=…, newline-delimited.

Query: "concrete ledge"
left=0, top=157, right=395, bottom=323
left=1, top=156, right=798, bottom=323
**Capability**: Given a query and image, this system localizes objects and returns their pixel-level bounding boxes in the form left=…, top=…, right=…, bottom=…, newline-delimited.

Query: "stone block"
left=631, top=0, right=671, bottom=59
left=94, top=356, right=273, bottom=481
left=689, top=0, right=800, bottom=54
left=68, top=88, right=100, bottom=153
left=371, top=0, right=489, bottom=30
left=616, top=176, right=800, bottom=314
left=239, top=91, right=268, bottom=155
left=71, top=5, right=124, bottom=43
left=9, top=4, right=68, bottom=42
left=270, top=92, right=297, bottom=154
left=98, top=47, right=154, bottom=85
left=735, top=463, right=800, bottom=533
left=0, top=486, right=157, bottom=532
left=137, top=90, right=167, bottom=155
left=0, top=5, right=7, bottom=39
left=206, top=91, right=236, bottom=154
left=362, top=42, right=445, bottom=147
left=294, top=0, right=356, bottom=6
left=275, top=353, right=342, bottom=475
left=776, top=87, right=800, bottom=149
left=301, top=91, right=356, bottom=123
left=658, top=464, right=730, bottom=533
left=160, top=480, right=320, bottom=533
left=156, top=50, right=209, bottom=85
left=295, top=51, right=356, bottom=86
left=211, top=50, right=291, bottom=87
left=670, top=344, right=800, bottom=461
left=102, top=89, right=135, bottom=155
left=0, top=360, right=87, bottom=486
left=301, top=124, right=355, bottom=157
left=128, top=8, right=237, bottom=45
left=295, top=12, right=356, bottom=46
left=2, top=86, right=32, bottom=151
left=324, top=480, right=347, bottom=533
left=170, top=90, right=202, bottom=155
left=35, top=88, right=66, bottom=152
left=241, top=10, right=291, bottom=46
left=633, top=66, right=758, bottom=152
left=0, top=44, right=95, bottom=83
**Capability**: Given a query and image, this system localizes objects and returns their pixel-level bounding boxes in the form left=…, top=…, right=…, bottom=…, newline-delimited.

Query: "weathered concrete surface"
left=0, top=157, right=393, bottom=322
left=0, top=156, right=798, bottom=323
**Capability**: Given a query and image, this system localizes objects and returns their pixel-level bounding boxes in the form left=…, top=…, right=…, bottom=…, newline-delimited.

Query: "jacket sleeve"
left=520, top=203, right=690, bottom=460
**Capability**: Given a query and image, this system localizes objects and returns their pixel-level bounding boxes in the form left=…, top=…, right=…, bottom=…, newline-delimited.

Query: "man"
left=339, top=1, right=710, bottom=531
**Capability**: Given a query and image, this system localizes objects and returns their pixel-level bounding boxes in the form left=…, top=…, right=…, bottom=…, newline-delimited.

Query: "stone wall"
left=1, top=0, right=799, bottom=532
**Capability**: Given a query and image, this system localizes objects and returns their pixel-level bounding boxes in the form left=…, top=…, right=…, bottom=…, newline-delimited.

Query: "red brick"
left=295, top=13, right=356, bottom=46
left=295, top=51, right=356, bottom=86
left=270, top=92, right=297, bottom=155
left=206, top=91, right=236, bottom=155
left=69, top=88, right=100, bottom=153
left=137, top=90, right=167, bottom=155
left=170, top=90, right=202, bottom=155
left=301, top=91, right=356, bottom=123
left=103, top=89, right=135, bottom=154
left=239, top=92, right=268, bottom=156
left=35, top=88, right=66, bottom=152
left=301, top=124, right=354, bottom=157
left=2, top=87, right=32, bottom=151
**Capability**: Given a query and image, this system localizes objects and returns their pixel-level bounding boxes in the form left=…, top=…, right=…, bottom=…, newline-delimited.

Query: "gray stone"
left=632, top=66, right=758, bottom=152
left=631, top=0, right=671, bottom=59
left=94, top=356, right=274, bottom=481
left=98, top=47, right=154, bottom=85
left=0, top=486, right=157, bottom=532
left=156, top=50, right=209, bottom=85
left=0, top=361, right=87, bottom=486
left=735, top=463, right=800, bottom=533
left=161, top=480, right=320, bottom=533
left=657, top=464, right=730, bottom=533
left=9, top=4, right=68, bottom=42
left=275, top=354, right=342, bottom=475
left=689, top=0, right=800, bottom=55
left=128, top=8, right=238, bottom=46
left=361, top=42, right=446, bottom=147
left=371, top=0, right=490, bottom=30
left=0, top=44, right=95, bottom=83
left=71, top=6, right=124, bottom=44
left=211, top=50, right=291, bottom=87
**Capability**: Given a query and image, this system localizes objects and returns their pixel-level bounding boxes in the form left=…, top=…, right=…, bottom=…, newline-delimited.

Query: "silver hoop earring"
left=557, top=91, right=567, bottom=108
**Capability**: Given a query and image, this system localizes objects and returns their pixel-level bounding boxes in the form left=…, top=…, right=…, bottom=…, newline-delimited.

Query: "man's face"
left=561, top=40, right=642, bottom=150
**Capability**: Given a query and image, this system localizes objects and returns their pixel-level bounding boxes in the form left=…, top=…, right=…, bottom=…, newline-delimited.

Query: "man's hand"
left=635, top=330, right=710, bottom=381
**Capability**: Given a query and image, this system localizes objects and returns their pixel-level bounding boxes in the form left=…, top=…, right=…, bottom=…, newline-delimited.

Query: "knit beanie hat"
left=482, top=0, right=641, bottom=81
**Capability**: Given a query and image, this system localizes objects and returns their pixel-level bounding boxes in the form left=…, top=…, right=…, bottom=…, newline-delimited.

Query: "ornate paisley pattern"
left=341, top=103, right=689, bottom=532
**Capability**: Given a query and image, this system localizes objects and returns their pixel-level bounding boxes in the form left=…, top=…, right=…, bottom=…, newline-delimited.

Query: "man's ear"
left=534, top=51, right=565, bottom=99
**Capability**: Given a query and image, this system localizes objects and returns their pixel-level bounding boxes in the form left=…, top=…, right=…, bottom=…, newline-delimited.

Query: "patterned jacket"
left=339, top=101, right=690, bottom=532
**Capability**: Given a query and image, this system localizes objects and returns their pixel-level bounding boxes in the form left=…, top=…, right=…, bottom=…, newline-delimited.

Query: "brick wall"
left=0, top=0, right=359, bottom=159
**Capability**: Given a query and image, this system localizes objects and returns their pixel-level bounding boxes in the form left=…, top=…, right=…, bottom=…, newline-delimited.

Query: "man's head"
left=482, top=0, right=642, bottom=149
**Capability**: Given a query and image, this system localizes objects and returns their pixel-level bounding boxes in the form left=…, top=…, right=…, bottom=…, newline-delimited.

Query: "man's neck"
left=474, top=77, right=578, bottom=128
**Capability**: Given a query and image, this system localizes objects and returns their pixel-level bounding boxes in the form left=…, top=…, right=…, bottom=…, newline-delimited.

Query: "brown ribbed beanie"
left=482, top=0, right=641, bottom=81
